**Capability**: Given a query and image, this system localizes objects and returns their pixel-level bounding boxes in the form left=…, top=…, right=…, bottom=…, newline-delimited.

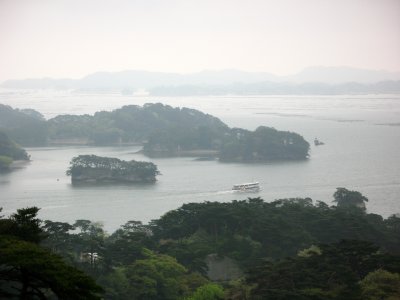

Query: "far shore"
left=47, top=139, right=143, bottom=147
left=140, top=149, right=219, bottom=158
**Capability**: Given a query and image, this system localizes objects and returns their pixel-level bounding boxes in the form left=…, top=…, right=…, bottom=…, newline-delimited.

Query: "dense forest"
left=1, top=188, right=399, bottom=299
left=0, top=103, right=310, bottom=162
left=67, top=155, right=160, bottom=184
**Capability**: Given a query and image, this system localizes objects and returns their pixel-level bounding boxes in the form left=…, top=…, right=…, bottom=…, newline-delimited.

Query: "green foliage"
left=247, top=240, right=400, bottom=300
left=0, top=207, right=103, bottom=299
left=98, top=247, right=209, bottom=299
left=0, top=155, right=13, bottom=170
left=151, top=194, right=400, bottom=269
left=219, top=126, right=310, bottom=162
left=0, top=130, right=28, bottom=171
left=48, top=114, right=93, bottom=139
left=48, top=103, right=229, bottom=147
left=0, top=131, right=29, bottom=161
left=92, top=127, right=123, bottom=145
left=0, top=104, right=47, bottom=146
left=143, top=125, right=225, bottom=156
left=2, top=187, right=399, bottom=300
left=122, top=250, right=203, bottom=300
left=73, top=220, right=106, bottom=274
left=144, top=124, right=310, bottom=161
left=97, top=267, right=131, bottom=300
left=43, top=218, right=112, bottom=278
left=66, top=154, right=160, bottom=183
left=105, top=220, right=155, bottom=266
left=2, top=103, right=310, bottom=161
left=360, top=269, right=400, bottom=300
left=0, top=237, right=103, bottom=299
left=334, top=187, right=368, bottom=211
left=158, top=234, right=211, bottom=275
left=224, top=278, right=254, bottom=300
left=186, top=283, right=224, bottom=300
left=0, top=207, right=45, bottom=244
left=41, top=220, right=79, bottom=266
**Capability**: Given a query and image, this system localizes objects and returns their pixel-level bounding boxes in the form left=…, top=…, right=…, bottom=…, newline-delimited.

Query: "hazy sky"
left=1, top=0, right=399, bottom=81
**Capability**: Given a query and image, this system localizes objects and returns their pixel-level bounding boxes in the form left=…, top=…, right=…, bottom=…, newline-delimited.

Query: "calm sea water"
left=1, top=89, right=400, bottom=232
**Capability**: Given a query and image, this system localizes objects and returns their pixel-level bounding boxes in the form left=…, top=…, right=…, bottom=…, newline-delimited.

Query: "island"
left=1, top=103, right=310, bottom=162
left=143, top=125, right=310, bottom=161
left=219, top=126, right=310, bottom=162
left=66, top=155, right=160, bottom=184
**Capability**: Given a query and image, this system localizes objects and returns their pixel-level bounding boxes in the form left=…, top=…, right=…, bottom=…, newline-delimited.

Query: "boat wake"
left=216, top=190, right=236, bottom=195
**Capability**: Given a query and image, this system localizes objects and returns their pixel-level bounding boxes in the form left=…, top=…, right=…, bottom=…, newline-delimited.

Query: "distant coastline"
left=2, top=67, right=400, bottom=95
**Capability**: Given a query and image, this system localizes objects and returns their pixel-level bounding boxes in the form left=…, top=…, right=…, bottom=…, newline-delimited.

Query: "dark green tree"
left=186, top=283, right=225, bottom=300
left=0, top=237, right=103, bottom=299
left=42, top=220, right=75, bottom=256
left=333, top=187, right=368, bottom=211
left=66, top=155, right=160, bottom=183
left=105, top=220, right=154, bottom=266
left=0, top=207, right=45, bottom=244
left=122, top=250, right=206, bottom=300
left=72, top=220, right=106, bottom=273
left=0, top=207, right=103, bottom=299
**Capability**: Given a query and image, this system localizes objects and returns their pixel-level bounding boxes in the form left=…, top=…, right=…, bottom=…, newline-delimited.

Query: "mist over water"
left=1, top=90, right=399, bottom=232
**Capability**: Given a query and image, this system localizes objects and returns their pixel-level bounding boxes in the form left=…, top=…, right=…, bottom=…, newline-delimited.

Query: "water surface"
left=1, top=90, right=399, bottom=231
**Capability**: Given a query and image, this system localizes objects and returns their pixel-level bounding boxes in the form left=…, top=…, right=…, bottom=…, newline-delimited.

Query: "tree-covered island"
left=0, top=103, right=310, bottom=162
left=66, top=155, right=160, bottom=184
left=219, top=126, right=310, bottom=162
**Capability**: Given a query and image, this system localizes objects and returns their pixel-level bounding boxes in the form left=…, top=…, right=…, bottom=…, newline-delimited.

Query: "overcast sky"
left=0, top=0, right=399, bottom=81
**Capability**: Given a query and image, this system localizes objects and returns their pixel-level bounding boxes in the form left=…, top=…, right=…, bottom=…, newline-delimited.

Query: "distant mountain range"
left=2, top=66, right=400, bottom=95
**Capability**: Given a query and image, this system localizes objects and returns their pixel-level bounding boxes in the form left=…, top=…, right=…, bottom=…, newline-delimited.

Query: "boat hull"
left=232, top=182, right=260, bottom=192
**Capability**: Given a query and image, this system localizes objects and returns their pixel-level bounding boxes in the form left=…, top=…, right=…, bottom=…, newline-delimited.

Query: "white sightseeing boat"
left=232, top=182, right=260, bottom=192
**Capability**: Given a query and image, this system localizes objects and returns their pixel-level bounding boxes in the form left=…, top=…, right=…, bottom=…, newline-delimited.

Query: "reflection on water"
left=70, top=181, right=157, bottom=189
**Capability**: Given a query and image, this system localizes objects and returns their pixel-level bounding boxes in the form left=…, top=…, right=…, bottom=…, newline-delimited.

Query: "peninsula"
left=0, top=131, right=29, bottom=171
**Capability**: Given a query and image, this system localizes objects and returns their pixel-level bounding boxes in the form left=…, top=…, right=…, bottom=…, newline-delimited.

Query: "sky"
left=0, top=0, right=399, bottom=81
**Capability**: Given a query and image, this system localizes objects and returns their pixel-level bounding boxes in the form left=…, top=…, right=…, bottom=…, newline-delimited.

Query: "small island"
left=66, top=155, right=160, bottom=184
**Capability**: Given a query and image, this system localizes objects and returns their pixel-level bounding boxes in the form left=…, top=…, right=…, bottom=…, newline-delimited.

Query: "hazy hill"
left=1, top=69, right=277, bottom=91
left=150, top=80, right=400, bottom=96
left=2, top=67, right=400, bottom=94
left=286, top=66, right=400, bottom=84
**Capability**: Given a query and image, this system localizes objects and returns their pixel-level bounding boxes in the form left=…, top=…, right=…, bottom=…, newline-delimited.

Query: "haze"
left=1, top=0, right=399, bottom=82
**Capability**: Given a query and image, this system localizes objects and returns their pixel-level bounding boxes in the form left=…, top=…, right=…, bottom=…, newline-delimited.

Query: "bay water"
left=1, top=90, right=399, bottom=232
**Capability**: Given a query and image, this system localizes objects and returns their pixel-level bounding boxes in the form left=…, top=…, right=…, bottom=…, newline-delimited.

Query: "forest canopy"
left=0, top=131, right=29, bottom=170
left=66, top=154, right=160, bottom=184
left=1, top=188, right=399, bottom=299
